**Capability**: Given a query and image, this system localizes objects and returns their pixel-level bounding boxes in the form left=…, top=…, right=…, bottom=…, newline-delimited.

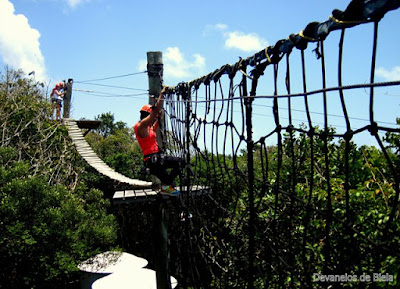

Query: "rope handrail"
left=169, top=0, right=400, bottom=93
left=160, top=1, right=400, bottom=287
left=165, top=80, right=400, bottom=103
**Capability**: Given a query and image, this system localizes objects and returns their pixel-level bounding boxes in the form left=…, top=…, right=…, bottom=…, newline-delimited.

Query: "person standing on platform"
left=50, top=82, right=65, bottom=121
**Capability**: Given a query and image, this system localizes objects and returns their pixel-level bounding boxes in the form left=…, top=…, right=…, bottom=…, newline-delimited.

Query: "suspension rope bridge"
left=157, top=0, right=400, bottom=288
left=64, top=118, right=210, bottom=203
left=64, top=118, right=152, bottom=188
left=64, top=0, right=399, bottom=288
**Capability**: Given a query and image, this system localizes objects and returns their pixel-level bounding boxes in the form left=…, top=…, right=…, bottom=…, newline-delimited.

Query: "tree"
left=0, top=68, right=119, bottom=289
left=94, top=112, right=127, bottom=138
left=86, top=113, right=146, bottom=182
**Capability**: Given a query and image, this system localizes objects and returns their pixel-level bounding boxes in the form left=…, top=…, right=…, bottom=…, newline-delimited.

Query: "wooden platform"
left=113, top=185, right=212, bottom=204
left=75, top=120, right=101, bottom=130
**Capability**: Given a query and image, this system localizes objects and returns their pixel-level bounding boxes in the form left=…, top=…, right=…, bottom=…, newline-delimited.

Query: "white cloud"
left=214, top=23, right=228, bottom=31
left=138, top=47, right=206, bottom=81
left=202, top=23, right=228, bottom=37
left=165, top=47, right=184, bottom=65
left=0, top=0, right=47, bottom=81
left=66, top=0, right=91, bottom=8
left=138, top=59, right=147, bottom=72
left=224, top=31, right=268, bottom=52
left=376, top=66, right=400, bottom=81
left=204, top=23, right=268, bottom=53
left=164, top=47, right=206, bottom=80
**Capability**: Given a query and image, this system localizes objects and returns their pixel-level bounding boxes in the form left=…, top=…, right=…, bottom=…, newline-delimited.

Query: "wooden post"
left=147, top=52, right=164, bottom=150
left=154, top=196, right=171, bottom=289
left=147, top=51, right=171, bottom=289
left=63, top=78, right=73, bottom=119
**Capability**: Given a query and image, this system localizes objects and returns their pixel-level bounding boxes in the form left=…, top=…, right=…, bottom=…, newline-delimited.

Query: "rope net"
left=162, top=1, right=400, bottom=287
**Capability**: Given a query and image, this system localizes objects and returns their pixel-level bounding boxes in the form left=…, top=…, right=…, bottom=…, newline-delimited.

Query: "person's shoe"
left=160, top=185, right=179, bottom=196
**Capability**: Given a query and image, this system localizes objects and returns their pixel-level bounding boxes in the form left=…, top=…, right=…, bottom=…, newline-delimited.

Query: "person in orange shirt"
left=134, top=86, right=183, bottom=196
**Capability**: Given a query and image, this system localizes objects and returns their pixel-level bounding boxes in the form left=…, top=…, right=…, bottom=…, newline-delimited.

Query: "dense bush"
left=0, top=69, right=118, bottom=289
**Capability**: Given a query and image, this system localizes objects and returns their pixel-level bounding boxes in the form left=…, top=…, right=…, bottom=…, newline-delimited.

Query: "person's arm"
left=152, top=106, right=165, bottom=131
left=136, top=86, right=167, bottom=138
left=55, top=89, right=64, bottom=98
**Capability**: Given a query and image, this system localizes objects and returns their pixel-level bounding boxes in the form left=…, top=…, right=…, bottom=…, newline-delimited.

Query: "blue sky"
left=0, top=0, right=399, bottom=146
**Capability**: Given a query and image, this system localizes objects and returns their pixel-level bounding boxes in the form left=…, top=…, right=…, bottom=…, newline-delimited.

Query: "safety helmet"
left=140, top=104, right=153, bottom=113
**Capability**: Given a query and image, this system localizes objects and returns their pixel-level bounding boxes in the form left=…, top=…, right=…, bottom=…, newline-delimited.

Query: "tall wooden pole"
left=63, top=78, right=73, bottom=119
left=147, top=52, right=165, bottom=150
left=147, top=51, right=171, bottom=289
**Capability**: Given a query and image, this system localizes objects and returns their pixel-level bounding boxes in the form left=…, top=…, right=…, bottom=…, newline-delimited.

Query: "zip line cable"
left=74, top=82, right=148, bottom=91
left=76, top=71, right=147, bottom=83
left=186, top=103, right=395, bottom=130
left=73, top=88, right=148, bottom=98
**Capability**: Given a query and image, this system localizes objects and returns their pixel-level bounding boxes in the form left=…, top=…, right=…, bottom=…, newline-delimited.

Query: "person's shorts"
left=52, top=99, right=62, bottom=107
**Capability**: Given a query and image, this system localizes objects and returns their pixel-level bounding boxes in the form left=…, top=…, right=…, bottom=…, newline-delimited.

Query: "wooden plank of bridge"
left=64, top=118, right=152, bottom=189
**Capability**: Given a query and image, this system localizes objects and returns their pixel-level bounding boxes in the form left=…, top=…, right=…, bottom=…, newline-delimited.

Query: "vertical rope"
left=369, top=21, right=378, bottom=126
left=320, top=40, right=333, bottom=275
left=243, top=65, right=256, bottom=289
left=338, top=28, right=352, bottom=222
left=368, top=22, right=400, bottom=250
left=285, top=54, right=296, bottom=288
left=158, top=8, right=400, bottom=287
left=337, top=27, right=357, bottom=277
left=286, top=54, right=293, bottom=126
left=299, top=47, right=315, bottom=288
left=301, top=50, right=313, bottom=129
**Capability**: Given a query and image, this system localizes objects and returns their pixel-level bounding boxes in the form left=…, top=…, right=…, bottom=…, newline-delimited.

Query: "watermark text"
left=313, top=273, right=393, bottom=283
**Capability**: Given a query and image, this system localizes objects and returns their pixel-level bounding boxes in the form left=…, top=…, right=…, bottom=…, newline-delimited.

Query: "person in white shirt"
left=50, top=82, right=65, bottom=121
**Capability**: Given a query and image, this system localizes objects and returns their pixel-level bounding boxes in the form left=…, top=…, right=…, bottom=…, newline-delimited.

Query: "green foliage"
left=0, top=152, right=117, bottom=287
left=182, top=121, right=399, bottom=288
left=86, top=108, right=399, bottom=288
left=0, top=69, right=118, bottom=289
left=86, top=113, right=146, bottom=181
left=94, top=112, right=127, bottom=138
left=7, top=63, right=393, bottom=288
